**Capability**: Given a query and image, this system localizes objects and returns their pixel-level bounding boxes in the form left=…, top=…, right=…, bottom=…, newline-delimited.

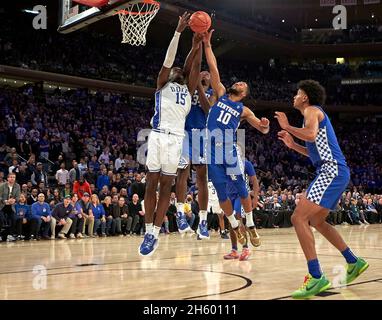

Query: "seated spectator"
left=89, top=194, right=106, bottom=237
left=31, top=193, right=54, bottom=240
left=112, top=196, right=129, bottom=236
left=27, top=188, right=38, bottom=206
left=69, top=193, right=84, bottom=238
left=55, top=163, right=69, bottom=190
left=98, top=185, right=110, bottom=202
left=365, top=198, right=379, bottom=224
left=103, top=196, right=114, bottom=236
left=51, top=195, right=73, bottom=239
left=48, top=189, right=62, bottom=207
left=31, top=162, right=48, bottom=188
left=127, top=194, right=142, bottom=235
left=14, top=193, right=30, bottom=240
left=73, top=175, right=92, bottom=199
left=61, top=183, right=72, bottom=199
left=97, top=168, right=110, bottom=191
left=78, top=192, right=94, bottom=237
left=184, top=194, right=196, bottom=231
left=349, top=198, right=362, bottom=225
left=0, top=172, right=21, bottom=241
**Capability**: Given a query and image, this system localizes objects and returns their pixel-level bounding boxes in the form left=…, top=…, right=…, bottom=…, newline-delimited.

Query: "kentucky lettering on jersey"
left=151, top=82, right=191, bottom=136
left=207, top=95, right=244, bottom=132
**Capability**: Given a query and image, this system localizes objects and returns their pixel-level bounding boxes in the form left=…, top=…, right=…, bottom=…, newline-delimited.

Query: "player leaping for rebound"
left=275, top=80, right=369, bottom=299
left=175, top=70, right=215, bottom=238
left=139, top=13, right=203, bottom=256
left=203, top=29, right=270, bottom=245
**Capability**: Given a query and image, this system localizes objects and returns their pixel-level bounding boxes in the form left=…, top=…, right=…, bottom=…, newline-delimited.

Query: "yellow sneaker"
left=246, top=226, right=261, bottom=247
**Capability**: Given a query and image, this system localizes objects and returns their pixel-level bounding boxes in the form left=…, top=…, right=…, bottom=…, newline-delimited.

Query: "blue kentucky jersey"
left=206, top=94, right=244, bottom=161
left=207, top=94, right=244, bottom=132
left=227, top=160, right=256, bottom=198
left=185, top=88, right=213, bottom=131
left=305, top=106, right=347, bottom=168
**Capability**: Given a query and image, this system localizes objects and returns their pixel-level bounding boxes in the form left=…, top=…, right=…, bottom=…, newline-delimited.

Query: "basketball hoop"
left=116, top=0, right=160, bottom=46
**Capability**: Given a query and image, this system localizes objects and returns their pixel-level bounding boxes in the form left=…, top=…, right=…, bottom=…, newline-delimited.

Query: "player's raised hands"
left=176, top=12, right=191, bottom=33
left=277, top=130, right=295, bottom=148
left=274, top=111, right=290, bottom=130
left=203, top=29, right=215, bottom=45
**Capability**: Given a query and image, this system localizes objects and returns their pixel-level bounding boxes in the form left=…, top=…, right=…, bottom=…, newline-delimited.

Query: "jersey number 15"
left=176, top=93, right=188, bottom=106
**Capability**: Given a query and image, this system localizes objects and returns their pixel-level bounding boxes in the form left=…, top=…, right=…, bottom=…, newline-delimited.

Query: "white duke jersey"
left=150, top=82, right=192, bottom=136
left=208, top=181, right=219, bottom=204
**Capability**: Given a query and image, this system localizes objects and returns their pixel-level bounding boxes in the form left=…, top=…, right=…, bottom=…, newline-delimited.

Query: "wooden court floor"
left=0, top=224, right=381, bottom=300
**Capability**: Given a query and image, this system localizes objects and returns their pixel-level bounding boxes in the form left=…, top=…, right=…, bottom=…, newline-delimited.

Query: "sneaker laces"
left=142, top=234, right=155, bottom=249
left=199, top=221, right=208, bottom=232
left=299, top=274, right=312, bottom=290
left=177, top=214, right=189, bottom=229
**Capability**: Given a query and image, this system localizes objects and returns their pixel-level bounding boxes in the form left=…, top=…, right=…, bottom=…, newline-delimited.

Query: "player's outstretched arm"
left=203, top=30, right=226, bottom=98
left=277, top=130, right=309, bottom=156
left=197, top=81, right=211, bottom=114
left=187, top=34, right=203, bottom=94
left=157, top=12, right=190, bottom=91
left=241, top=107, right=270, bottom=134
left=183, top=32, right=203, bottom=78
left=274, top=107, right=321, bottom=142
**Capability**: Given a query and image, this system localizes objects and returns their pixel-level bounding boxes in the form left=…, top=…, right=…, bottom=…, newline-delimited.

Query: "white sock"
left=177, top=202, right=184, bottom=215
left=145, top=223, right=153, bottom=234
left=152, top=225, right=161, bottom=239
left=245, top=211, right=255, bottom=228
left=199, top=210, right=207, bottom=222
left=227, top=214, right=239, bottom=229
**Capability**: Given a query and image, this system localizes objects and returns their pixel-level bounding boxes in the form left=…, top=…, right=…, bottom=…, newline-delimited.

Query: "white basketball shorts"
left=146, top=130, right=184, bottom=176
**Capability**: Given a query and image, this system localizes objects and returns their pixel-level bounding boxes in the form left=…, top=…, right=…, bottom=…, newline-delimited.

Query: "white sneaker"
left=58, top=233, right=66, bottom=239
left=76, top=233, right=84, bottom=239
left=69, top=233, right=75, bottom=239
left=50, top=235, right=55, bottom=240
left=7, top=235, right=16, bottom=242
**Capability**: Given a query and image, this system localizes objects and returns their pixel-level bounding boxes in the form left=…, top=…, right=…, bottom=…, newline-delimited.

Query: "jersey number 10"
left=217, top=110, right=232, bottom=125
left=176, top=93, right=188, bottom=106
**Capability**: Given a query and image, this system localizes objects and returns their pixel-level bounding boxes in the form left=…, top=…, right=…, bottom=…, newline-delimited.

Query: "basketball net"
left=117, top=0, right=160, bottom=46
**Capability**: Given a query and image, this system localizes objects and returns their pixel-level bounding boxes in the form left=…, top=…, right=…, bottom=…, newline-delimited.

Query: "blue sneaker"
left=197, top=220, right=210, bottom=239
left=176, top=213, right=191, bottom=233
left=139, top=233, right=158, bottom=256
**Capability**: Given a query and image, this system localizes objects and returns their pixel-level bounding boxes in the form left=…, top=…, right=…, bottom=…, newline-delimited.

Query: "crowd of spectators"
left=0, top=86, right=381, bottom=242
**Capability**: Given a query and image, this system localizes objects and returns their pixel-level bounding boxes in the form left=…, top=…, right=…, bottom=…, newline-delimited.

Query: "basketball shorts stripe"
left=306, top=163, right=350, bottom=210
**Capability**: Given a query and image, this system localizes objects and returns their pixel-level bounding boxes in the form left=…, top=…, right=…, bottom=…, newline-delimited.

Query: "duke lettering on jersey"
left=151, top=82, right=191, bottom=136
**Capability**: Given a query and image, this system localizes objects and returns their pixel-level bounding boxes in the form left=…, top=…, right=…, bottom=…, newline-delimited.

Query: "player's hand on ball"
left=278, top=130, right=295, bottom=148
left=260, top=117, right=270, bottom=127
left=176, top=12, right=191, bottom=33
left=203, top=29, right=214, bottom=45
left=274, top=111, right=289, bottom=130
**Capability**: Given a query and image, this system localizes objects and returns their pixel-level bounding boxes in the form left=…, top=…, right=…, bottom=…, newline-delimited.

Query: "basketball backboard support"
left=58, top=0, right=131, bottom=33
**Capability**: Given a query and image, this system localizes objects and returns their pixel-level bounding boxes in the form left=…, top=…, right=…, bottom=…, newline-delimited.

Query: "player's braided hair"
left=297, top=80, right=326, bottom=106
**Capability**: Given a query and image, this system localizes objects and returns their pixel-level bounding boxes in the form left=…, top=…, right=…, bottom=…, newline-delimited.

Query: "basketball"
left=189, top=11, right=211, bottom=33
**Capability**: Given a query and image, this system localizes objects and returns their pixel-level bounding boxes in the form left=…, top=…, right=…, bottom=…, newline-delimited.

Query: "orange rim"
left=116, top=0, right=160, bottom=16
